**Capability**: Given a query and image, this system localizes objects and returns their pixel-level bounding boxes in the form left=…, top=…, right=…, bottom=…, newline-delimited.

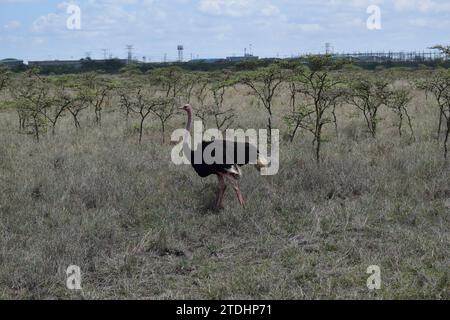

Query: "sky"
left=0, top=0, right=449, bottom=62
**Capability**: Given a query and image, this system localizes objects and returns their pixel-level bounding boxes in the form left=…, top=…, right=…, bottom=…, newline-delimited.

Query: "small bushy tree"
left=80, top=73, right=112, bottom=126
left=418, top=69, right=450, bottom=159
left=386, top=87, right=414, bottom=139
left=151, top=98, right=175, bottom=144
left=0, top=66, right=10, bottom=92
left=238, top=63, right=286, bottom=138
left=42, top=76, right=75, bottom=135
left=286, top=56, right=346, bottom=163
left=9, top=69, right=50, bottom=141
left=347, top=75, right=390, bottom=138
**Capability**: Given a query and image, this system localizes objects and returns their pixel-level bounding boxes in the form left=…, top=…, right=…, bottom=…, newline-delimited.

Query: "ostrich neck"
left=185, top=109, right=193, bottom=133
left=183, top=109, right=193, bottom=162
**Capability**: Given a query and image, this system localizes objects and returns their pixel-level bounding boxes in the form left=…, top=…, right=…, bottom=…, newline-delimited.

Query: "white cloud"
left=394, top=0, right=450, bottom=12
left=260, top=4, right=280, bottom=17
left=32, top=13, right=65, bottom=33
left=4, top=20, right=21, bottom=30
left=3, top=0, right=450, bottom=60
left=198, top=0, right=281, bottom=17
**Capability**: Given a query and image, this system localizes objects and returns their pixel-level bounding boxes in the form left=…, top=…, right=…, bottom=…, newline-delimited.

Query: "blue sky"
left=0, top=0, right=449, bottom=62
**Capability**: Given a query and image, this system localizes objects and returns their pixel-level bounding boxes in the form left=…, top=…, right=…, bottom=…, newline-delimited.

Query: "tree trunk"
left=290, top=123, right=301, bottom=143
left=139, top=117, right=145, bottom=144
left=437, top=108, right=443, bottom=141
left=161, top=120, right=166, bottom=145
left=74, top=115, right=81, bottom=129
left=444, top=117, right=450, bottom=160
left=332, top=104, right=339, bottom=137
left=315, top=125, right=322, bottom=164
left=398, top=110, right=404, bottom=137
left=404, top=108, right=415, bottom=140
left=267, top=105, right=273, bottom=144
left=33, top=115, right=39, bottom=142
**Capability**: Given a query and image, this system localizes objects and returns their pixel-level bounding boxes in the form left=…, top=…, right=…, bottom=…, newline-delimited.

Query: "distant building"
left=27, top=59, right=128, bottom=69
left=28, top=60, right=84, bottom=68
left=87, top=58, right=129, bottom=64
left=226, top=54, right=259, bottom=62
left=190, top=54, right=259, bottom=64
left=0, top=58, right=24, bottom=67
left=189, top=58, right=225, bottom=64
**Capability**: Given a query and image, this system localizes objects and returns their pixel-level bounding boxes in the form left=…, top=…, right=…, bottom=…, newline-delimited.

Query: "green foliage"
left=120, top=64, right=143, bottom=75
left=416, top=69, right=450, bottom=158
left=238, top=63, right=286, bottom=135
left=347, top=74, right=391, bottom=138
left=431, top=45, right=450, bottom=55
left=386, top=87, right=415, bottom=138
left=288, top=60, right=346, bottom=162
left=0, top=66, right=11, bottom=92
left=7, top=73, right=50, bottom=139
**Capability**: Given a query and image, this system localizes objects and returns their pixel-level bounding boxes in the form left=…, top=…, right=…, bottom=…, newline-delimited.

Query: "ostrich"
left=180, top=104, right=269, bottom=209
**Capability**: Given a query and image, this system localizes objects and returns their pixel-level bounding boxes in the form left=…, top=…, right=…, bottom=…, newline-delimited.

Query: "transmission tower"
left=102, top=49, right=108, bottom=60
left=325, top=43, right=332, bottom=55
left=177, top=45, right=184, bottom=62
left=126, top=45, right=134, bottom=64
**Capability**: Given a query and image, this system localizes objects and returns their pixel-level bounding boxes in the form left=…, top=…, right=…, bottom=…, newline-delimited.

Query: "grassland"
left=0, top=74, right=449, bottom=299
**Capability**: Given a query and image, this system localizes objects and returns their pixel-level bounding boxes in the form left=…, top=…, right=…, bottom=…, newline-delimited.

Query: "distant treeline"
left=6, top=56, right=450, bottom=75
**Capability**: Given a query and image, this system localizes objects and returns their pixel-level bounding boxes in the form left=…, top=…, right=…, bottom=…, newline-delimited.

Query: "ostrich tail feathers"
left=255, top=154, right=270, bottom=172
left=225, top=165, right=242, bottom=179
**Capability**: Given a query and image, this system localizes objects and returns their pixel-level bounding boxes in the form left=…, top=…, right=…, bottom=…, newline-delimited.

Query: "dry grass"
left=0, top=79, right=449, bottom=299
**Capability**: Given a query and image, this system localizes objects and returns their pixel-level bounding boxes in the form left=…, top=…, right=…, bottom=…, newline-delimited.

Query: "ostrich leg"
left=225, top=174, right=246, bottom=207
left=215, top=174, right=227, bottom=209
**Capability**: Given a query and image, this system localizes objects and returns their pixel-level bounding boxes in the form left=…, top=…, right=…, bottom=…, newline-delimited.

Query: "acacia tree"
left=0, top=67, right=10, bottom=92
left=150, top=67, right=187, bottom=101
left=238, top=63, right=285, bottom=138
left=151, top=98, right=175, bottom=144
left=9, top=69, right=50, bottom=141
left=443, top=91, right=450, bottom=160
left=193, top=76, right=211, bottom=124
left=291, top=57, right=345, bottom=163
left=125, top=87, right=149, bottom=144
left=67, top=81, right=91, bottom=130
left=209, top=74, right=235, bottom=131
left=417, top=70, right=450, bottom=142
left=192, top=72, right=235, bottom=131
left=150, top=67, right=191, bottom=138
left=284, top=64, right=308, bottom=142
left=386, top=87, right=415, bottom=139
left=284, top=102, right=314, bottom=143
left=118, top=81, right=136, bottom=123
left=418, top=70, right=450, bottom=159
left=183, top=72, right=207, bottom=104
left=123, top=86, right=167, bottom=144
left=431, top=45, right=450, bottom=56
left=347, top=75, right=390, bottom=138
left=42, top=77, right=74, bottom=135
left=81, top=73, right=112, bottom=126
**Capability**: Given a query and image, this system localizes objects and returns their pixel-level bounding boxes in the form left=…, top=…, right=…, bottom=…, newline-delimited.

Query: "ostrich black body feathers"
left=184, top=140, right=259, bottom=178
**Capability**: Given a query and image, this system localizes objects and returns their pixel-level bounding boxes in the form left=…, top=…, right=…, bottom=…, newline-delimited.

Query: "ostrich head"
left=179, top=104, right=192, bottom=113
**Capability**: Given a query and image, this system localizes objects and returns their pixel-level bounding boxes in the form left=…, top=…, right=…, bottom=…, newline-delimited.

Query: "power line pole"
left=126, top=45, right=134, bottom=64
left=325, top=43, right=332, bottom=55
left=102, top=49, right=108, bottom=60
left=177, top=45, right=184, bottom=62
